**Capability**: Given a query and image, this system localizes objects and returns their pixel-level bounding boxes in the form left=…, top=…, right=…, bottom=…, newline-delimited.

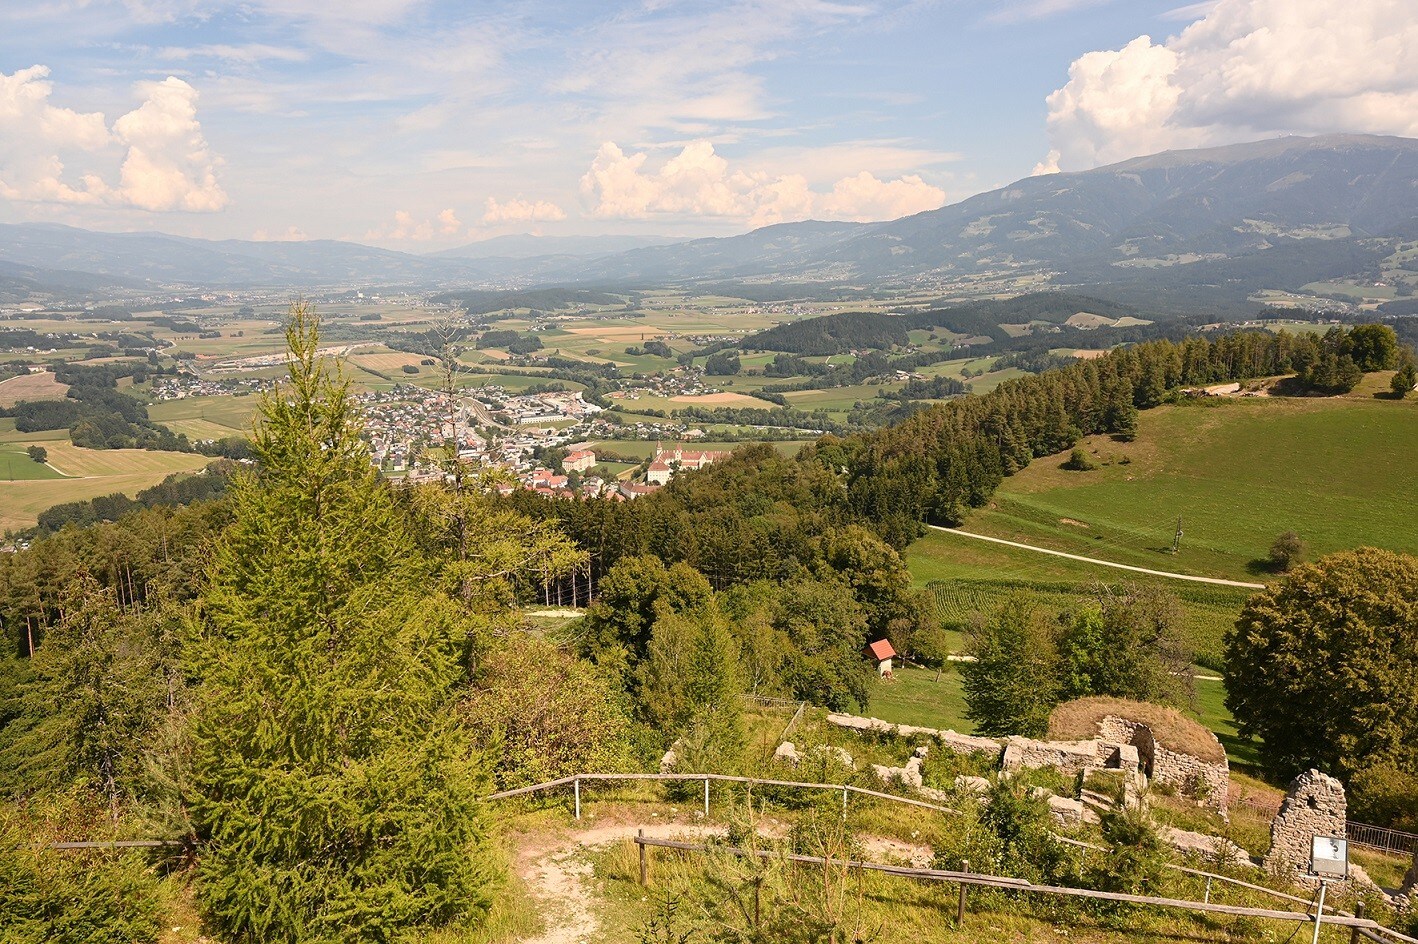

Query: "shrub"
left=1062, top=448, right=1096, bottom=471
left=935, top=778, right=1078, bottom=885
left=0, top=812, right=164, bottom=944
left=463, top=635, right=633, bottom=790
left=1267, top=530, right=1306, bottom=571
left=1349, top=763, right=1418, bottom=832
left=1089, top=805, right=1167, bottom=896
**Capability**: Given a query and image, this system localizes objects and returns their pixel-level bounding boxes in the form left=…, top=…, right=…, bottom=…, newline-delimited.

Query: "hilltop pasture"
left=961, top=384, right=1418, bottom=581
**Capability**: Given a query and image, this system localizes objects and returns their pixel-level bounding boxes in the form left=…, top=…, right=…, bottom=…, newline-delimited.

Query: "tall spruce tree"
left=187, top=304, right=498, bottom=943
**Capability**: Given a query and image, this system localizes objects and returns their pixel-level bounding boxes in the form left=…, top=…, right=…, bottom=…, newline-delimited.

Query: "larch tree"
left=186, top=303, right=500, bottom=943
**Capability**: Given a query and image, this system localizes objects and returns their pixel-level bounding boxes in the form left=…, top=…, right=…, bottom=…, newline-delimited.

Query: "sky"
left=2, top=0, right=1416, bottom=250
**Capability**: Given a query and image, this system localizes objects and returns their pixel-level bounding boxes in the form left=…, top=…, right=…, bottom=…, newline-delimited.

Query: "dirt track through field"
left=926, top=525, right=1266, bottom=589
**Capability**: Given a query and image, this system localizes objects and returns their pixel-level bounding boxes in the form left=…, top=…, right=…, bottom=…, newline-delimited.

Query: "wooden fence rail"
left=631, top=834, right=1418, bottom=944
left=485, top=770, right=1390, bottom=919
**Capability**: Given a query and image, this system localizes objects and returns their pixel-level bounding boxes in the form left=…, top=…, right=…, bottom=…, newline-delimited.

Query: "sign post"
left=1308, top=834, right=1348, bottom=944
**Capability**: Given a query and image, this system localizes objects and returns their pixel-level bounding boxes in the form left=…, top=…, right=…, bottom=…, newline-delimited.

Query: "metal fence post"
left=574, top=777, right=581, bottom=820
left=842, top=785, right=849, bottom=820
left=638, top=829, right=647, bottom=886
left=1204, top=876, right=1211, bottom=904
left=957, top=860, right=969, bottom=927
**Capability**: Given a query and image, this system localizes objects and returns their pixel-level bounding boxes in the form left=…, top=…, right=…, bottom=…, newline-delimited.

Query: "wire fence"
left=1347, top=821, right=1418, bottom=857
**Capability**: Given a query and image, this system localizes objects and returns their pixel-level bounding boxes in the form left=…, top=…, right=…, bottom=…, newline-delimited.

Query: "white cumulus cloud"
left=112, top=77, right=227, bottom=212
left=0, top=66, right=226, bottom=212
left=818, top=172, right=946, bottom=223
left=1041, top=0, right=1418, bottom=170
left=481, top=196, right=566, bottom=225
left=0, top=66, right=111, bottom=205
left=579, top=140, right=944, bottom=226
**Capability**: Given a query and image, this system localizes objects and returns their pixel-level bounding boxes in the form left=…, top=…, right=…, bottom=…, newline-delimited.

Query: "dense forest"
left=741, top=293, right=1136, bottom=355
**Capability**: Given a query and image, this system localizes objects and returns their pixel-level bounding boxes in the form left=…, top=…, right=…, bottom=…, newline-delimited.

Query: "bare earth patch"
left=668, top=392, right=764, bottom=406
left=1059, top=518, right=1090, bottom=528
left=513, top=818, right=719, bottom=944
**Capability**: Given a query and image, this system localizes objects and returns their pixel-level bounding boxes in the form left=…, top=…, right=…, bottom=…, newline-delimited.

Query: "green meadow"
left=961, top=386, right=1418, bottom=582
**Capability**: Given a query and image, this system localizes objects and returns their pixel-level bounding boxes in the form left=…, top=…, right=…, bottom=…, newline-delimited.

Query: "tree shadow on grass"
left=1244, top=558, right=1283, bottom=577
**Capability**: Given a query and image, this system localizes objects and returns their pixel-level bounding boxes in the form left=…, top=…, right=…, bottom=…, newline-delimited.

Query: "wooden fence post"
left=704, top=777, right=710, bottom=817
left=638, top=829, right=648, bottom=886
left=957, top=860, right=969, bottom=927
left=842, top=785, right=849, bottom=820
left=574, top=777, right=581, bottom=820
left=1350, top=900, right=1365, bottom=944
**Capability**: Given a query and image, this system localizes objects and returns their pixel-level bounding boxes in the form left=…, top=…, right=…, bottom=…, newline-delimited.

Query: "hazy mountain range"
left=2, top=134, right=1415, bottom=310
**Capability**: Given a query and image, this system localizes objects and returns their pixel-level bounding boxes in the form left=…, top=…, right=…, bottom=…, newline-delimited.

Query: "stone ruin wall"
left=1096, top=715, right=1229, bottom=815
left=1001, top=737, right=1117, bottom=776
left=1263, top=768, right=1347, bottom=883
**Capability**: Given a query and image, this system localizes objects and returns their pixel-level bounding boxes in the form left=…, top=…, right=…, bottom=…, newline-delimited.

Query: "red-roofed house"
left=865, top=639, right=897, bottom=678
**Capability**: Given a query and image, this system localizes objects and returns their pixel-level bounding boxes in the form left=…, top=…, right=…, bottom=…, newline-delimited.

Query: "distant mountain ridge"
left=561, top=134, right=1418, bottom=301
left=1, top=134, right=1415, bottom=307
left=431, top=233, right=682, bottom=260
left=0, top=223, right=488, bottom=289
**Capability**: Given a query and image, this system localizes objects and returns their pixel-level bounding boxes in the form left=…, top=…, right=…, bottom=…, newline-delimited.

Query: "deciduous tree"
left=1225, top=547, right=1418, bottom=780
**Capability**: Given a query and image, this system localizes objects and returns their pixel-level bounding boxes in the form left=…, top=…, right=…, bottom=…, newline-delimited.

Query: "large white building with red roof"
left=645, top=445, right=731, bottom=485
left=564, top=449, right=597, bottom=472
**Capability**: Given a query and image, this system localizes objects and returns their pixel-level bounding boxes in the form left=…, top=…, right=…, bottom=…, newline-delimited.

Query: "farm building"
left=865, top=639, right=897, bottom=678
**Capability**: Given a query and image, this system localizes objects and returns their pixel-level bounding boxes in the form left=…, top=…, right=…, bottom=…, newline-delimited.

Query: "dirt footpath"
left=510, top=815, right=934, bottom=944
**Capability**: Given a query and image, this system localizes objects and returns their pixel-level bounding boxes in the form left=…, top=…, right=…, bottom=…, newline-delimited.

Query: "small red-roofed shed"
left=866, top=639, right=897, bottom=678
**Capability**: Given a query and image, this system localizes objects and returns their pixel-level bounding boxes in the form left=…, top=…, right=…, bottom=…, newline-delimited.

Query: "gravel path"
left=926, top=525, right=1266, bottom=589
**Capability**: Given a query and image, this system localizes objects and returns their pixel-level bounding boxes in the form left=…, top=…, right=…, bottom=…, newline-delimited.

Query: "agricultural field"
left=0, top=371, right=69, bottom=407
left=0, top=420, right=212, bottom=533
left=149, top=395, right=261, bottom=440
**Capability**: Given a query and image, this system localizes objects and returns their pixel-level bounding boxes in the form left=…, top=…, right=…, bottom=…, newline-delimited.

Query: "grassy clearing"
left=963, top=393, right=1418, bottom=582
left=908, top=534, right=1251, bottom=671
left=902, top=535, right=1264, bottom=764
left=865, top=665, right=972, bottom=732
left=900, top=391, right=1418, bottom=764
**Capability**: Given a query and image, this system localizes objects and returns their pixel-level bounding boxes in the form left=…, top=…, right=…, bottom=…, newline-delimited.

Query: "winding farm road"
left=926, top=525, right=1266, bottom=590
